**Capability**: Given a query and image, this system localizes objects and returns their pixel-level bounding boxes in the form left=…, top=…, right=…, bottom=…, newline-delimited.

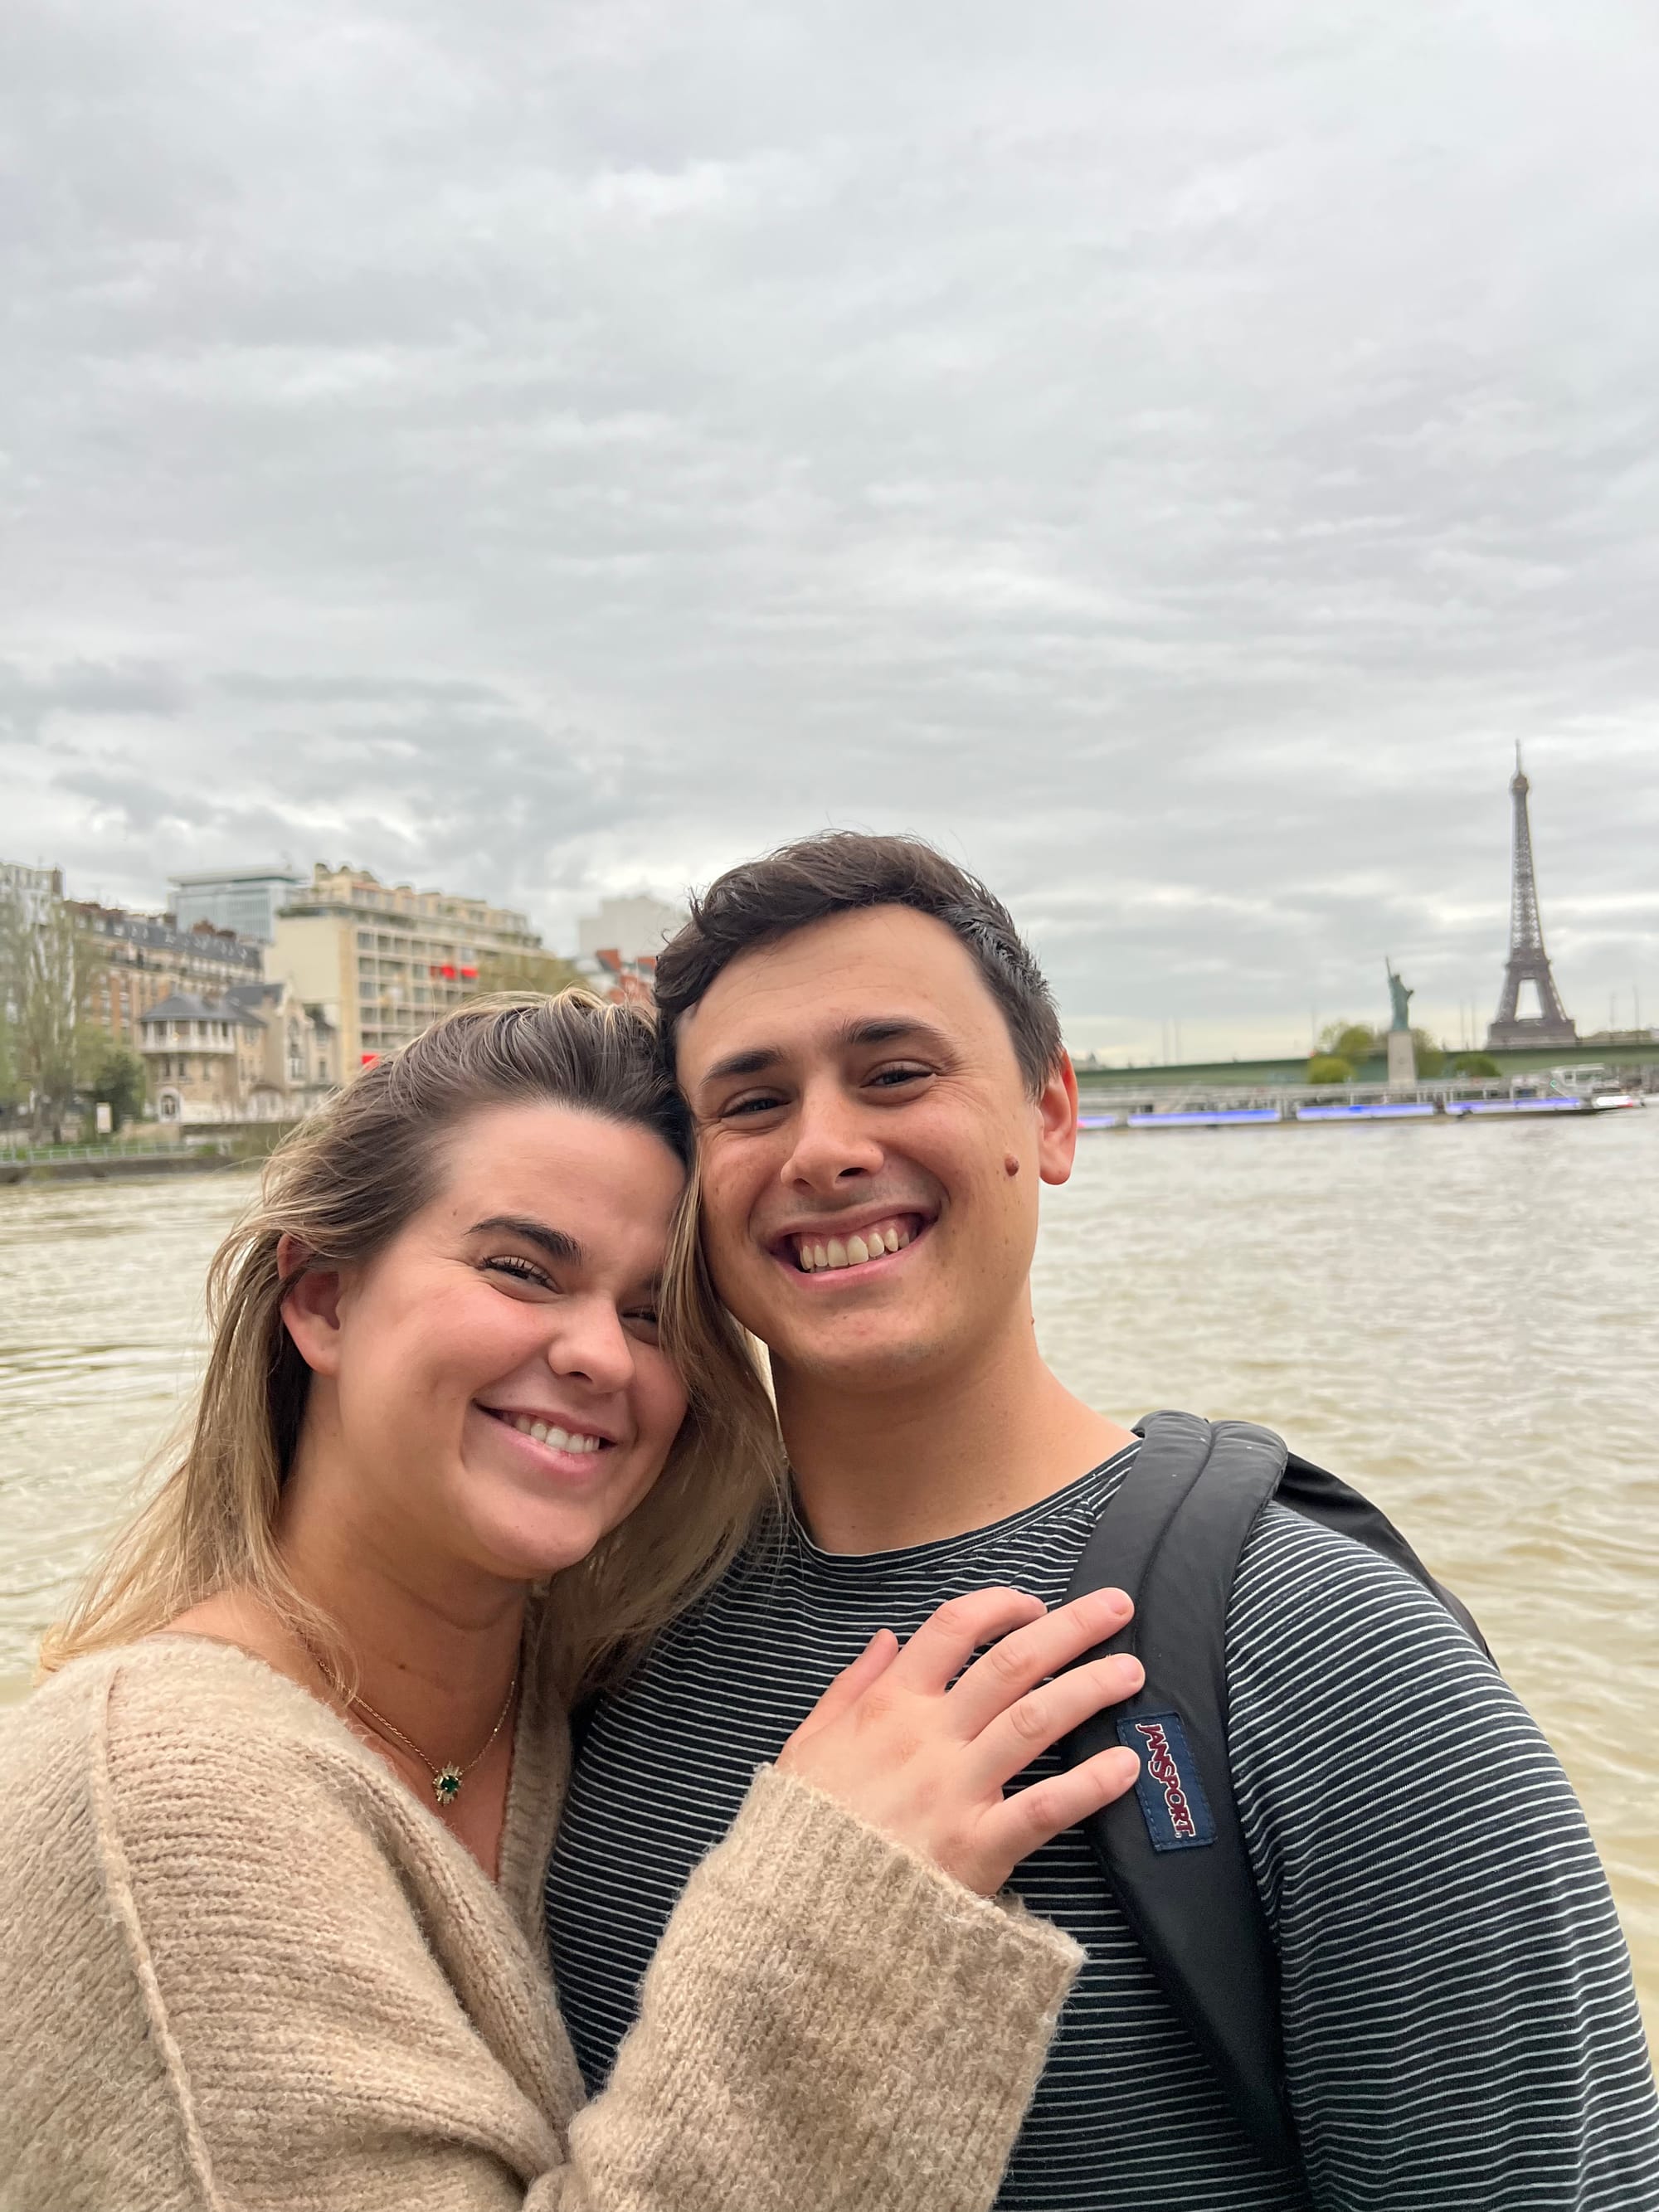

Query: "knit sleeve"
left=552, top=1763, right=1084, bottom=2212
left=1226, top=1505, right=1659, bottom=2211
left=3, top=1651, right=1079, bottom=2212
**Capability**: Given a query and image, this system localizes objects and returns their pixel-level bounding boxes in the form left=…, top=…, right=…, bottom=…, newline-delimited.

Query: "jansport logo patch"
left=1118, top=1710, right=1216, bottom=1852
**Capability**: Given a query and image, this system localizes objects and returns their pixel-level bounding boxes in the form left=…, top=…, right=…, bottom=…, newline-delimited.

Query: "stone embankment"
left=0, top=1148, right=250, bottom=1186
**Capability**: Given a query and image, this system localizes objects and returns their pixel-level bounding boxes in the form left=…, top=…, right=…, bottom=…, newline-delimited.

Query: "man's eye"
left=868, top=1064, right=931, bottom=1090
left=723, top=1091, right=786, bottom=1118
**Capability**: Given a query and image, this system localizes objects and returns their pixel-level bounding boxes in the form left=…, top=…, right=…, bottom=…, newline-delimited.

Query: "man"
left=547, top=832, right=1658, bottom=2209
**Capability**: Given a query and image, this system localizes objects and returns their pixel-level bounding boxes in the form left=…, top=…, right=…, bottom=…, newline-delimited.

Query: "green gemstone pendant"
left=433, top=1764, right=464, bottom=1806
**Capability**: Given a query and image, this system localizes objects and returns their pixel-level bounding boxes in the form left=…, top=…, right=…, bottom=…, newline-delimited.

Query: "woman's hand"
left=776, top=1587, right=1143, bottom=1897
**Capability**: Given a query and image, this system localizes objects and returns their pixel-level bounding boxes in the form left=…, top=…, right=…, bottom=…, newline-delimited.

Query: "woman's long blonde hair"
left=39, top=991, right=783, bottom=1700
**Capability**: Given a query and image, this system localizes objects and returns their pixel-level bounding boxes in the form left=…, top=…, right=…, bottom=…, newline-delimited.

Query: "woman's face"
left=284, top=1101, right=689, bottom=1591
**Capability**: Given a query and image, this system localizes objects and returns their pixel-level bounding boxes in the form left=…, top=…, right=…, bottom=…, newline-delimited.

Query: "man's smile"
left=767, top=1208, right=936, bottom=1278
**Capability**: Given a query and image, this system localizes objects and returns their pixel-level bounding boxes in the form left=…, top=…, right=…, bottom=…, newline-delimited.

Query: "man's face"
left=678, top=905, right=1078, bottom=1393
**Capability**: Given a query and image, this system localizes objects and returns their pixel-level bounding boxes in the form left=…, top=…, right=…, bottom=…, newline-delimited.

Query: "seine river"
left=2, top=1115, right=1655, bottom=2028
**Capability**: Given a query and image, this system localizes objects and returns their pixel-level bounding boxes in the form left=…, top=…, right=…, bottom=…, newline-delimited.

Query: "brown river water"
left=2, top=1115, right=1655, bottom=2030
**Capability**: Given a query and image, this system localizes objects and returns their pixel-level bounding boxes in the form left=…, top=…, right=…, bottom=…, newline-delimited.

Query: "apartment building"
left=168, top=865, right=304, bottom=946
left=139, top=978, right=341, bottom=1125
left=271, top=863, right=567, bottom=1067
left=228, top=980, right=342, bottom=1111
left=71, top=902, right=265, bottom=1048
left=139, top=993, right=262, bottom=1122
left=0, top=861, right=63, bottom=926
left=1, top=865, right=64, bottom=1035
left=573, top=892, right=686, bottom=1005
left=576, top=893, right=685, bottom=967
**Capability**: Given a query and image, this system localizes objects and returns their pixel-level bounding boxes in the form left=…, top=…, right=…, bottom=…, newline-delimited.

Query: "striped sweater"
left=547, top=1446, right=1659, bottom=2210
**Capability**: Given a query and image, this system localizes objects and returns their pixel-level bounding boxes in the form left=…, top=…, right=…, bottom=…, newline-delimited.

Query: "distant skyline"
left=4, top=1, right=1657, bottom=1062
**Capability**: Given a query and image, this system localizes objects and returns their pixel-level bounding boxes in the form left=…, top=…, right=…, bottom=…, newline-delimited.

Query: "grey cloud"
left=0, top=659, right=190, bottom=744
left=42, top=684, right=625, bottom=925
left=215, top=673, right=504, bottom=707
left=3, top=0, right=1657, bottom=1043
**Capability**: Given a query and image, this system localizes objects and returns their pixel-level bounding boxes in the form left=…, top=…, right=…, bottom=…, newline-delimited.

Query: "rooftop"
left=71, top=901, right=263, bottom=967
left=168, top=866, right=304, bottom=888
left=139, top=991, right=265, bottom=1028
left=280, top=862, right=539, bottom=946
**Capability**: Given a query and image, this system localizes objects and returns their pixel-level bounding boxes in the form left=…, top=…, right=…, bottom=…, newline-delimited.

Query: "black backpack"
left=1061, top=1410, right=1491, bottom=2173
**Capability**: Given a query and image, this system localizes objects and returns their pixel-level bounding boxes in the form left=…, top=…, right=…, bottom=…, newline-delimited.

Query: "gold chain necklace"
left=349, top=1665, right=520, bottom=1810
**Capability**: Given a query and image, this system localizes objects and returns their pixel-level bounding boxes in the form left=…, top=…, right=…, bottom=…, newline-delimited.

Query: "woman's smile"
left=474, top=1400, right=623, bottom=1478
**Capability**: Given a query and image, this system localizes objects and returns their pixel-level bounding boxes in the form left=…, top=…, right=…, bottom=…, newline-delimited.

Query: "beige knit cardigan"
left=0, top=1634, right=1083, bottom=2212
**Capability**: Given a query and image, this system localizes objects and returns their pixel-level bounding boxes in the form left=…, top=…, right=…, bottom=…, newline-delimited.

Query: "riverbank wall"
left=1075, top=1039, right=1659, bottom=1093
left=0, top=1150, right=254, bottom=1187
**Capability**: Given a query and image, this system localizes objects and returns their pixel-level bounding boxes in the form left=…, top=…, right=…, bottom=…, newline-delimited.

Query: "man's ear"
left=277, top=1232, right=348, bottom=1378
left=1036, top=1053, right=1081, bottom=1187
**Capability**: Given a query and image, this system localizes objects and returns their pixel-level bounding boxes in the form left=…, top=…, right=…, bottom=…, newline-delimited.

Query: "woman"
left=0, top=993, right=1146, bottom=2212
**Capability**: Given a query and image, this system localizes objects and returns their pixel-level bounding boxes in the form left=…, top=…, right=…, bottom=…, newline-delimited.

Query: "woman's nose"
left=546, top=1302, right=636, bottom=1394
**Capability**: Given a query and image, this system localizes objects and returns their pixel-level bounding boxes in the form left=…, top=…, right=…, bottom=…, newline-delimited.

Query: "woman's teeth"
left=795, top=1220, right=914, bottom=1272
left=504, top=1414, right=604, bottom=1453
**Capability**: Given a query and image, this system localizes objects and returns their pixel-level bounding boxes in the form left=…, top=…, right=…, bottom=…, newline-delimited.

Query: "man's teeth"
left=795, top=1220, right=914, bottom=1272
left=505, top=1415, right=604, bottom=1453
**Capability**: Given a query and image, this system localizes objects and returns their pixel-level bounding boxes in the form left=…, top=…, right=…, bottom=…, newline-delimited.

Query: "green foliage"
left=1408, top=1028, right=1445, bottom=1078
left=471, top=947, right=584, bottom=998
left=0, top=890, right=96, bottom=1139
left=79, top=1033, right=149, bottom=1132
left=1315, top=1019, right=1380, bottom=1064
left=1316, top=1016, right=1451, bottom=1078
left=1453, top=1051, right=1502, bottom=1077
left=0, top=897, right=17, bottom=1110
left=1307, top=1054, right=1354, bottom=1085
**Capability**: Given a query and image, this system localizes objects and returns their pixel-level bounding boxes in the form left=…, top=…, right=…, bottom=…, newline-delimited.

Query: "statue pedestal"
left=1387, top=1029, right=1417, bottom=1090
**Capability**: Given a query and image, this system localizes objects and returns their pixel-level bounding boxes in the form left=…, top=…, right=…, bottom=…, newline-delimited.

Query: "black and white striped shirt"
left=547, top=1446, right=1659, bottom=2208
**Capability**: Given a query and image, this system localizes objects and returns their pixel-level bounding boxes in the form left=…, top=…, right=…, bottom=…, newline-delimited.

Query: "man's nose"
left=778, top=1082, right=883, bottom=1192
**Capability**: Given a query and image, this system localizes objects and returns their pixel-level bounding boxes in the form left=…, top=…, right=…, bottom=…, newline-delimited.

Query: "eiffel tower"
left=1486, top=750, right=1577, bottom=1048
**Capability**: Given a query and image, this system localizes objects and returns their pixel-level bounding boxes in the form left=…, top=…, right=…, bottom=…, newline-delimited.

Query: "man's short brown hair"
left=654, top=831, right=1063, bottom=1094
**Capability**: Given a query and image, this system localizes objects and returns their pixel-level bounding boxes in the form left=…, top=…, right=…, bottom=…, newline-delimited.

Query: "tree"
left=0, top=887, right=95, bottom=1140
left=80, top=1033, right=148, bottom=1133
left=0, top=987, right=15, bottom=1117
left=1307, top=1054, right=1354, bottom=1085
left=1452, top=1051, right=1501, bottom=1078
left=1316, top=1019, right=1380, bottom=1065
left=1316, top=1017, right=1450, bottom=1077
left=471, top=947, right=583, bottom=998
left=1409, top=1028, right=1445, bottom=1078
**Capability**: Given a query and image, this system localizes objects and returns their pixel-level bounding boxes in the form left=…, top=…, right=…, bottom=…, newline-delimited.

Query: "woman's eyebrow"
left=468, top=1215, right=583, bottom=1266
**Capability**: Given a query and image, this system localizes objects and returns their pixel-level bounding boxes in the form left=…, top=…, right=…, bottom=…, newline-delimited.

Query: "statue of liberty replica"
left=1385, top=961, right=1416, bottom=1088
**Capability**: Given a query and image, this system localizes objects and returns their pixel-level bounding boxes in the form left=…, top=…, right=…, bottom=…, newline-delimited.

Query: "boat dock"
left=1078, top=1071, right=1648, bottom=1132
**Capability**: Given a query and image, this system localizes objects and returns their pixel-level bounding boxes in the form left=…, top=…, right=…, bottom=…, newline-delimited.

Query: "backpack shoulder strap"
left=1063, top=1411, right=1298, bottom=2168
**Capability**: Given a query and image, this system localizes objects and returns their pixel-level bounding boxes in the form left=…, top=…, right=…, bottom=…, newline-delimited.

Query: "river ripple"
left=2, top=1116, right=1655, bottom=2027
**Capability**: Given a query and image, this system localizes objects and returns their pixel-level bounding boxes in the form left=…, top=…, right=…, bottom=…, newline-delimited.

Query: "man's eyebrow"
left=467, top=1215, right=583, bottom=1266
left=698, top=1017, right=950, bottom=1089
left=698, top=1045, right=785, bottom=1086
left=837, top=1016, right=950, bottom=1053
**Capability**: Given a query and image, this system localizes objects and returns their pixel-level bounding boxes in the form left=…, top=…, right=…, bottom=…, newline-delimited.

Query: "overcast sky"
left=4, top=0, right=1657, bottom=1057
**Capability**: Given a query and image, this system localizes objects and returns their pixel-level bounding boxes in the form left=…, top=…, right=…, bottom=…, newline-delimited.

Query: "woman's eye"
left=482, top=1254, right=553, bottom=1289
left=624, top=1308, right=661, bottom=1339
